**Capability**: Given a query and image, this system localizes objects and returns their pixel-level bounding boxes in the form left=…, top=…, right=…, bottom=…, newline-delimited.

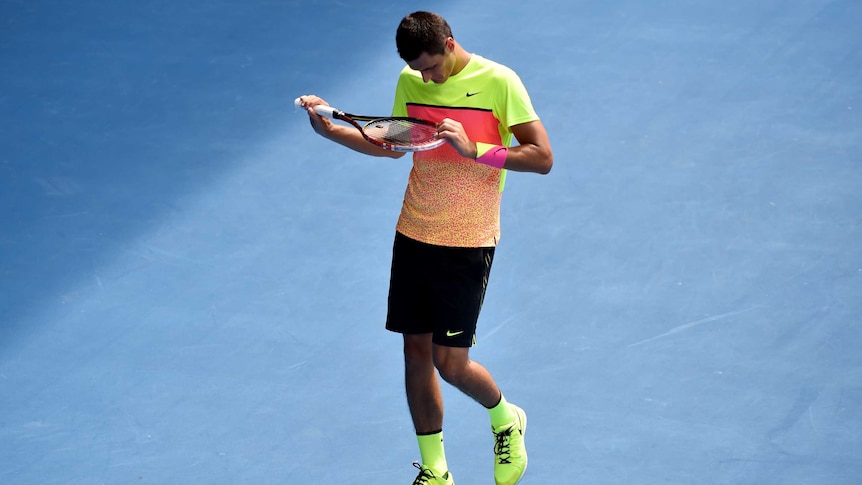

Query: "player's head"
left=397, top=12, right=461, bottom=84
left=396, top=11, right=453, bottom=63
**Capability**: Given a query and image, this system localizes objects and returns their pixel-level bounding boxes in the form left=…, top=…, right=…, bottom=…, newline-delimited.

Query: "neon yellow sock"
left=488, top=393, right=516, bottom=428
left=417, top=431, right=448, bottom=475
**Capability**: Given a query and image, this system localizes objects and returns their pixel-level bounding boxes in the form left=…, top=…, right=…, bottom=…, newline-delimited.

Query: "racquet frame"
left=295, top=98, right=443, bottom=152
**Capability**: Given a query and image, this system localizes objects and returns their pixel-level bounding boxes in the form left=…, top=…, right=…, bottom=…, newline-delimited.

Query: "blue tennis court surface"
left=1, top=1, right=860, bottom=483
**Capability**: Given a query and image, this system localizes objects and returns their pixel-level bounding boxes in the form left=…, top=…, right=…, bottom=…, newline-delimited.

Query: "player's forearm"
left=502, top=143, right=553, bottom=174
left=323, top=124, right=405, bottom=159
left=500, top=120, right=553, bottom=174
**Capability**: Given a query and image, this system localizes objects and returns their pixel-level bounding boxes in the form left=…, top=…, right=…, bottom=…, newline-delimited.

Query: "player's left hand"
left=436, top=118, right=477, bottom=159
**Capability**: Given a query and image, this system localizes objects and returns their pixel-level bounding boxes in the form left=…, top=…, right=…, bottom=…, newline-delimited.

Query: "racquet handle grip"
left=295, top=96, right=337, bottom=118
left=310, top=105, right=336, bottom=117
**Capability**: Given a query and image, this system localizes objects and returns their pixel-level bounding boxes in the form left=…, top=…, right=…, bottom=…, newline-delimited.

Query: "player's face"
left=407, top=39, right=457, bottom=84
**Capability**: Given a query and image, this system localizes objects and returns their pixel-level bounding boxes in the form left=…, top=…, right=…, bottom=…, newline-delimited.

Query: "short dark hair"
left=395, top=11, right=453, bottom=62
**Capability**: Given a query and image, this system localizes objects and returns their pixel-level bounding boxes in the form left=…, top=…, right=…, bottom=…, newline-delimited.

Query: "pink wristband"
left=475, top=142, right=508, bottom=169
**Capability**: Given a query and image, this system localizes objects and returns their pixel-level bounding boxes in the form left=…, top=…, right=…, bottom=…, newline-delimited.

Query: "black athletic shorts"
left=385, top=232, right=495, bottom=347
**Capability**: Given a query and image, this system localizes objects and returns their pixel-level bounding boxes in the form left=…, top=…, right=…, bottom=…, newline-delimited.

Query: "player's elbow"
left=386, top=151, right=407, bottom=160
left=536, top=150, right=553, bottom=175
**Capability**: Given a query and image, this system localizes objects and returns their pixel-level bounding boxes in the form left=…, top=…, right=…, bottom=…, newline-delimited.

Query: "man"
left=297, top=11, right=552, bottom=485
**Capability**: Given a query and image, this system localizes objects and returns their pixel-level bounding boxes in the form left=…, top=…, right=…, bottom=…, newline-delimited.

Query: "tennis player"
left=297, top=11, right=553, bottom=485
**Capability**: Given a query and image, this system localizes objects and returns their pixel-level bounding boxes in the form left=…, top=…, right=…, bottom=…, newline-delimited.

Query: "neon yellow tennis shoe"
left=492, top=404, right=528, bottom=485
left=411, top=462, right=454, bottom=485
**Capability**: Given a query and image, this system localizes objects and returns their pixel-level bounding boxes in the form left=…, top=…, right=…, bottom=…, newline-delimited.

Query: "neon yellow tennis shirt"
left=392, top=54, right=539, bottom=247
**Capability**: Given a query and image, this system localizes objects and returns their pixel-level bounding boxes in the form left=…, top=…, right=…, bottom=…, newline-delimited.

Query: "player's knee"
left=403, top=334, right=433, bottom=368
left=432, top=347, right=469, bottom=384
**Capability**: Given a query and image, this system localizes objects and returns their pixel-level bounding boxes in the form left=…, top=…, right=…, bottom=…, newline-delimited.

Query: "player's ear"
left=445, top=37, right=455, bottom=52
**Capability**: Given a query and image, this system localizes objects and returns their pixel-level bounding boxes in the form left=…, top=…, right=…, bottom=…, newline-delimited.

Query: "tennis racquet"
left=295, top=97, right=444, bottom=152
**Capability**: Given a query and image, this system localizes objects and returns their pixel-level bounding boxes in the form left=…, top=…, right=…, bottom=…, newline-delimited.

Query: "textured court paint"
left=1, top=1, right=860, bottom=484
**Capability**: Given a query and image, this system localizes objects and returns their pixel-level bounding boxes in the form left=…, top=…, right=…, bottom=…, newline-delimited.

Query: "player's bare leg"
left=431, top=345, right=501, bottom=407
left=433, top=345, right=528, bottom=485
left=403, top=334, right=454, bottom=484
left=404, top=334, right=445, bottom=433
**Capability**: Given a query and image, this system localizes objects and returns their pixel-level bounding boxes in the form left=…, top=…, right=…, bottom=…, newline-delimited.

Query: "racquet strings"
left=363, top=119, right=439, bottom=149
